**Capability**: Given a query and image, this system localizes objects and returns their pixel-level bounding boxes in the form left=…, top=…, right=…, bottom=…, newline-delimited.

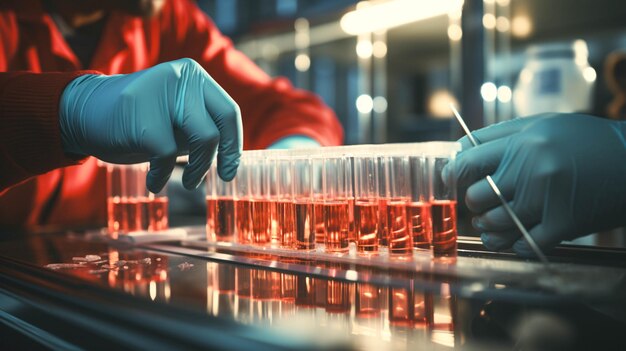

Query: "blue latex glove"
left=445, top=113, right=626, bottom=257
left=60, top=58, right=242, bottom=193
left=268, top=135, right=320, bottom=149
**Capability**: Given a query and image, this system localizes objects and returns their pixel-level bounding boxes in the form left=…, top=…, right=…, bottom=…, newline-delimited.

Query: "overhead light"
left=340, top=0, right=464, bottom=35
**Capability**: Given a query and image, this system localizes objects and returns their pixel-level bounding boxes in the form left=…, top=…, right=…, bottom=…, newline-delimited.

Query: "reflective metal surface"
left=1, top=229, right=626, bottom=350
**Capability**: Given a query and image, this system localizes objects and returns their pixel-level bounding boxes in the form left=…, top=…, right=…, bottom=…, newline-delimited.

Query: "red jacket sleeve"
left=0, top=71, right=92, bottom=193
left=156, top=0, right=344, bottom=149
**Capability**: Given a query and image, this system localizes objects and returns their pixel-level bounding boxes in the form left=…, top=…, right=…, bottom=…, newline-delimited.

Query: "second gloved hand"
left=445, top=113, right=626, bottom=257
left=60, top=58, right=242, bottom=193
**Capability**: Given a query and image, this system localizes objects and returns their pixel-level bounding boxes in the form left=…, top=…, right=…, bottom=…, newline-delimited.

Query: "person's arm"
left=156, top=0, right=344, bottom=149
left=0, top=71, right=93, bottom=192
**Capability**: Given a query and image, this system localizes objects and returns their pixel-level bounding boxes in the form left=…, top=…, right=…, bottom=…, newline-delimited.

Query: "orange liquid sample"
left=387, top=199, right=412, bottom=255
left=294, top=201, right=315, bottom=250
left=107, top=196, right=168, bottom=233
left=354, top=199, right=379, bottom=253
left=206, top=197, right=235, bottom=241
left=378, top=198, right=388, bottom=247
left=313, top=202, right=325, bottom=244
left=250, top=199, right=272, bottom=245
left=276, top=200, right=295, bottom=248
left=406, top=202, right=432, bottom=250
left=431, top=200, right=457, bottom=259
left=235, top=198, right=252, bottom=244
left=323, top=200, right=350, bottom=253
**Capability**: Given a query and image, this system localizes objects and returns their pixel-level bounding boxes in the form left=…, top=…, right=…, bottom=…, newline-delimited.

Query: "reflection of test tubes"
left=432, top=282, right=457, bottom=346
left=326, top=279, right=352, bottom=313
left=206, top=166, right=236, bottom=242
left=353, top=150, right=379, bottom=254
left=292, top=151, right=315, bottom=251
left=322, top=154, right=351, bottom=253
left=355, top=283, right=381, bottom=317
left=428, top=144, right=459, bottom=261
left=382, top=152, right=412, bottom=255
left=407, top=154, right=432, bottom=252
left=105, top=163, right=168, bottom=237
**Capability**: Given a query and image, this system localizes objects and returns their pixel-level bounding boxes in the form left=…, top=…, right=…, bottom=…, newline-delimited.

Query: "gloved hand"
left=60, top=58, right=242, bottom=193
left=445, top=113, right=626, bottom=257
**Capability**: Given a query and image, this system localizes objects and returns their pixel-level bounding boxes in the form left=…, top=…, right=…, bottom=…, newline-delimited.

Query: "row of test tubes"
left=206, top=142, right=460, bottom=260
left=104, top=163, right=169, bottom=237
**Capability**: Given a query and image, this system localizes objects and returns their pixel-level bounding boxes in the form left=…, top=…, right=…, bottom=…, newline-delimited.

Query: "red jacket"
left=0, top=0, right=343, bottom=230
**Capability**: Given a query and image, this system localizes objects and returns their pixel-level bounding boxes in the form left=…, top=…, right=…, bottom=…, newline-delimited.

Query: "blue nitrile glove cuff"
left=268, top=135, right=321, bottom=149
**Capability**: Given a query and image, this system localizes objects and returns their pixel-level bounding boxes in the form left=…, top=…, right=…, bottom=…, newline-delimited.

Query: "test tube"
left=353, top=148, right=379, bottom=254
left=312, top=152, right=325, bottom=245
left=322, top=153, right=351, bottom=253
left=206, top=165, right=236, bottom=242
left=274, top=151, right=295, bottom=248
left=105, top=163, right=168, bottom=236
left=377, top=154, right=389, bottom=248
left=234, top=155, right=252, bottom=244
left=248, top=153, right=272, bottom=245
left=407, top=153, right=432, bottom=252
left=428, top=142, right=460, bottom=261
left=291, top=151, right=315, bottom=251
left=382, top=151, right=412, bottom=255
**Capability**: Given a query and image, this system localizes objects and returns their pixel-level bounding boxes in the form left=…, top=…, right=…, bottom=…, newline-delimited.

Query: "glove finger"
left=444, top=137, right=508, bottom=190
left=182, top=112, right=219, bottom=190
left=511, top=223, right=562, bottom=259
left=464, top=175, right=514, bottom=213
left=457, top=115, right=544, bottom=151
left=473, top=202, right=540, bottom=233
left=200, top=71, right=243, bottom=181
left=142, top=126, right=178, bottom=193
left=480, top=230, right=521, bottom=251
left=147, top=155, right=177, bottom=193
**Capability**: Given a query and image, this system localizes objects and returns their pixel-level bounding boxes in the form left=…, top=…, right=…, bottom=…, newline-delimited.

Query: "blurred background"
left=196, top=0, right=626, bottom=145
left=196, top=0, right=626, bottom=245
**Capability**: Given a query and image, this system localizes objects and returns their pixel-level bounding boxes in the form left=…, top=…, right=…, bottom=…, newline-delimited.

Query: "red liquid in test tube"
left=377, top=198, right=388, bottom=246
left=406, top=202, right=432, bottom=250
left=108, top=197, right=169, bottom=232
left=108, top=197, right=135, bottom=232
left=146, top=197, right=169, bottom=231
left=250, top=199, right=272, bottom=244
left=277, top=200, right=295, bottom=248
left=431, top=200, right=457, bottom=259
left=387, top=199, right=412, bottom=255
left=235, top=198, right=252, bottom=244
left=206, top=197, right=235, bottom=241
left=313, top=202, right=325, bottom=244
left=348, top=198, right=356, bottom=242
left=323, top=200, right=350, bottom=253
left=294, top=201, right=315, bottom=250
left=354, top=199, right=379, bottom=253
